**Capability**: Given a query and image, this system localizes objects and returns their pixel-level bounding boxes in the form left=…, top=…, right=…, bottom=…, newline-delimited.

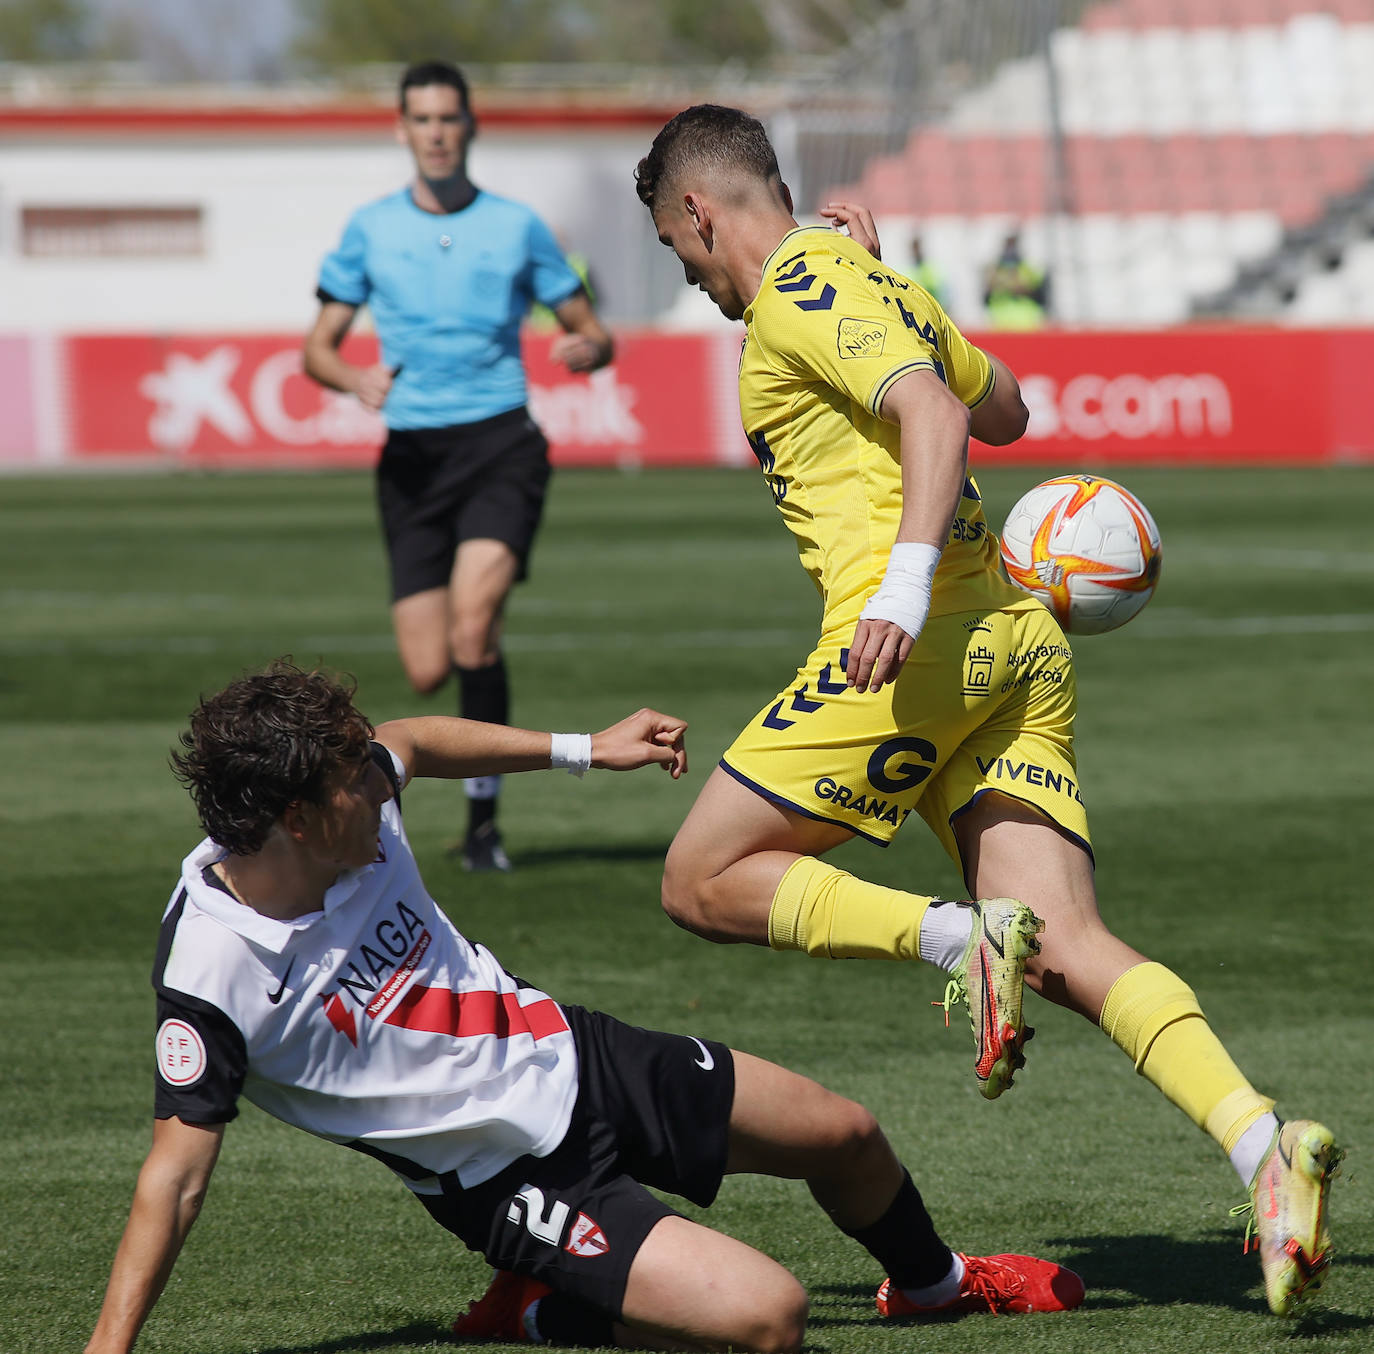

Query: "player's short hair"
left=172, top=659, right=374, bottom=855
left=399, top=60, right=472, bottom=116
left=634, top=104, right=780, bottom=213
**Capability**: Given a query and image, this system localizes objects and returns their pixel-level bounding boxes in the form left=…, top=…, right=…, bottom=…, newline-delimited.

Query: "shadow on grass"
left=1052, top=1230, right=1261, bottom=1308
left=253, top=1324, right=448, bottom=1354
left=804, top=1237, right=1374, bottom=1331
left=804, top=1282, right=887, bottom=1329
left=499, top=841, right=673, bottom=869
left=1052, top=1232, right=1374, bottom=1326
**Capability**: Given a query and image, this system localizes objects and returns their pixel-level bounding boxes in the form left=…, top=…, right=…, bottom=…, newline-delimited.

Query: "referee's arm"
left=85, top=1117, right=225, bottom=1354
left=549, top=289, right=614, bottom=374
left=303, top=296, right=396, bottom=412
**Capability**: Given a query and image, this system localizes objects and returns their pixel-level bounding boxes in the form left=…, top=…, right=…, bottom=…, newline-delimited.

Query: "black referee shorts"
left=417, top=1005, right=736, bottom=1320
left=376, top=406, right=551, bottom=603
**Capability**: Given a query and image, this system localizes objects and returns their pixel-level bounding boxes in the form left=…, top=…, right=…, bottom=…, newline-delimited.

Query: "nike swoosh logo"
left=982, top=911, right=1006, bottom=958
left=266, top=957, right=296, bottom=1005
left=687, top=1036, right=715, bottom=1071
left=1264, top=1175, right=1280, bottom=1220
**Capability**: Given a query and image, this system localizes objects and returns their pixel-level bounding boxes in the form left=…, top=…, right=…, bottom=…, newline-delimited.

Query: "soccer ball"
left=999, top=475, right=1162, bottom=634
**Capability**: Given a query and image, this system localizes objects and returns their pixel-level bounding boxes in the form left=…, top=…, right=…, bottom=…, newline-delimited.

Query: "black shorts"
left=416, top=1005, right=735, bottom=1320
left=376, top=407, right=551, bottom=602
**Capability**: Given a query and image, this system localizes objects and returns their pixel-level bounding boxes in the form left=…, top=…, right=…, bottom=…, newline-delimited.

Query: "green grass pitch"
left=2, top=465, right=1370, bottom=1353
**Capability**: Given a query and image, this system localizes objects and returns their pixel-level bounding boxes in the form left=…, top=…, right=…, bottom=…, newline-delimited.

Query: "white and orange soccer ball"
left=999, top=474, right=1162, bottom=634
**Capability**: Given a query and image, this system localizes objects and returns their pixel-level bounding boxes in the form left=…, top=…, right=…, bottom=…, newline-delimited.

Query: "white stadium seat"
left=1285, top=271, right=1354, bottom=323
left=1227, top=212, right=1284, bottom=263
left=838, top=6, right=1374, bottom=323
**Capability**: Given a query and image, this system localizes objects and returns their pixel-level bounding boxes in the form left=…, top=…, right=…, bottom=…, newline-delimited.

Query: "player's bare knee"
left=739, top=1275, right=807, bottom=1353
left=823, top=1098, right=888, bottom=1171
left=448, top=628, right=496, bottom=670
left=846, top=1101, right=887, bottom=1159
left=660, top=854, right=710, bottom=935
left=402, top=659, right=451, bottom=696
left=662, top=862, right=741, bottom=945
left=448, top=594, right=504, bottom=666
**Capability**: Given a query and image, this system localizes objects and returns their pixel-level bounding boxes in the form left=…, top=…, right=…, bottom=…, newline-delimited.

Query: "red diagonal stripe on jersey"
left=382, top=985, right=568, bottom=1042
left=322, top=992, right=358, bottom=1047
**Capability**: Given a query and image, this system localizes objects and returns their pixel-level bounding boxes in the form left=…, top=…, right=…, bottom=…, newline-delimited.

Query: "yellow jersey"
left=739, top=226, right=1028, bottom=632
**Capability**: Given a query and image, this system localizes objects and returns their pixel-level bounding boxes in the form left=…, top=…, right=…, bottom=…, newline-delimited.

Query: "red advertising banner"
left=0, top=335, right=40, bottom=464
left=67, top=334, right=386, bottom=467
left=524, top=331, right=732, bottom=467
left=965, top=328, right=1374, bottom=464
left=62, top=331, right=738, bottom=468
left=44, top=327, right=1374, bottom=469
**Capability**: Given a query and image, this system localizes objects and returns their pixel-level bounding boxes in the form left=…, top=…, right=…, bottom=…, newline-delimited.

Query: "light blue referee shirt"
left=317, top=188, right=584, bottom=430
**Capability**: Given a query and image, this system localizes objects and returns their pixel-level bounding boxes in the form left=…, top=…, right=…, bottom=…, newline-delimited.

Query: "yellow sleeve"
left=755, top=239, right=992, bottom=416
left=939, top=310, right=995, bottom=409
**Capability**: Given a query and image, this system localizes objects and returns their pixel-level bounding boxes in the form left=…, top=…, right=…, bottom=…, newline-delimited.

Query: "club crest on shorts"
left=964, top=642, right=997, bottom=697
left=564, top=1211, right=609, bottom=1258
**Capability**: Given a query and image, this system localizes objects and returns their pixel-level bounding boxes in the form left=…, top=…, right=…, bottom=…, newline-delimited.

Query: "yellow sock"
left=1100, top=961, right=1274, bottom=1153
left=767, top=856, right=934, bottom=961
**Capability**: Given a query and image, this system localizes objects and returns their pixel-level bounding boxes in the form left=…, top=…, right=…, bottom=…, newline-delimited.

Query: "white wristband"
left=549, top=732, right=593, bottom=778
left=859, top=542, right=941, bottom=642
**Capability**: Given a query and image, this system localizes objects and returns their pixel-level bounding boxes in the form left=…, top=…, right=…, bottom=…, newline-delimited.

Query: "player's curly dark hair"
left=634, top=104, right=781, bottom=213
left=171, top=659, right=373, bottom=855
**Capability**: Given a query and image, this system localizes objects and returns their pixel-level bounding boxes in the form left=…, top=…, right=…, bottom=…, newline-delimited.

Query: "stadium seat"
left=1227, top=211, right=1284, bottom=262
left=827, top=1, right=1374, bottom=322
left=1285, top=270, right=1355, bottom=322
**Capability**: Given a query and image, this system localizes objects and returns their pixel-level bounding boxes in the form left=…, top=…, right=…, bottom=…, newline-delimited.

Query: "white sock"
left=903, top=1253, right=966, bottom=1307
left=1231, top=1113, right=1281, bottom=1186
left=464, top=775, right=501, bottom=800
left=918, top=900, right=975, bottom=971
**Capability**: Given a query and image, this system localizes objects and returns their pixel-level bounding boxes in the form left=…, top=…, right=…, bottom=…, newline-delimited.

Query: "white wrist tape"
left=859, top=542, right=941, bottom=641
left=549, top=732, right=593, bottom=778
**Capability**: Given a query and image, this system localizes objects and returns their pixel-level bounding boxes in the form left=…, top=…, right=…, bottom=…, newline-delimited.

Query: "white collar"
left=180, top=836, right=377, bottom=954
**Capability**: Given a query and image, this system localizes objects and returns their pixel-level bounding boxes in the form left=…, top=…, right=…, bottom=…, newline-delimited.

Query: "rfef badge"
left=837, top=318, right=887, bottom=359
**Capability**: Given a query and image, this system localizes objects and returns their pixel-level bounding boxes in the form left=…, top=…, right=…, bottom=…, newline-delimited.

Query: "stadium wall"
left=0, top=104, right=685, bottom=329
left=2, top=328, right=1371, bottom=470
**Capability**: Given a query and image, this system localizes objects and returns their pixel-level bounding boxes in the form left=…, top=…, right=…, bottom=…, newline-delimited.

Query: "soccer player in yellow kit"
left=635, top=104, right=1340, bottom=1318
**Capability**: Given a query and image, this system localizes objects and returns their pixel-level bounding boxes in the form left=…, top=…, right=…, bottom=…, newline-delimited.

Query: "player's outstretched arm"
left=376, top=709, right=687, bottom=784
left=85, top=1118, right=225, bottom=1354
left=819, top=201, right=882, bottom=258
left=549, top=291, right=614, bottom=373
left=302, top=300, right=395, bottom=411
left=590, top=707, right=688, bottom=777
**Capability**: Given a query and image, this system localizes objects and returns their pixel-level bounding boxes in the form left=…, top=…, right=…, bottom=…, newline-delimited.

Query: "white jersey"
left=152, top=744, right=578, bottom=1192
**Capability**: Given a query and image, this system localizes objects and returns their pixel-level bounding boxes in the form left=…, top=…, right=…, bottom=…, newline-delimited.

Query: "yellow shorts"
left=720, top=600, right=1091, bottom=864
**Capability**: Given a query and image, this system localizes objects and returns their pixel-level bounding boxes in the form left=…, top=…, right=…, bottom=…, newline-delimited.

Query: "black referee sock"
left=841, top=1169, right=954, bottom=1291
left=455, top=656, right=510, bottom=725
left=529, top=1292, right=616, bottom=1347
left=456, top=659, right=509, bottom=833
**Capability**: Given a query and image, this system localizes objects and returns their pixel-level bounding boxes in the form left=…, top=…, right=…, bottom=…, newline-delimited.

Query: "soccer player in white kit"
left=83, top=661, right=1082, bottom=1353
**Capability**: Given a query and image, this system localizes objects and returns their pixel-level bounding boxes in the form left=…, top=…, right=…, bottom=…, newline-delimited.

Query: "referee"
left=304, top=60, right=613, bottom=871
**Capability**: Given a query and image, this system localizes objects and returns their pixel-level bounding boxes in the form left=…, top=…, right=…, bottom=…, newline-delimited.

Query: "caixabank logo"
left=61, top=331, right=723, bottom=467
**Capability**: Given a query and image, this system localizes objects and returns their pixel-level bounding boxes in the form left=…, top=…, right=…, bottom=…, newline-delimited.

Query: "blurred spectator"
left=982, top=230, right=1049, bottom=329
left=904, top=233, right=947, bottom=309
